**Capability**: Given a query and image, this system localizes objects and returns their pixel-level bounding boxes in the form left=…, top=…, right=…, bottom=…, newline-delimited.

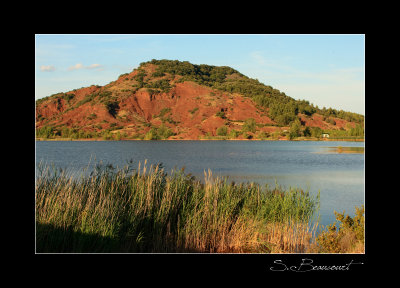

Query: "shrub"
left=229, top=129, right=239, bottom=138
left=257, top=131, right=269, bottom=139
left=189, top=107, right=199, bottom=115
left=152, top=71, right=165, bottom=77
left=303, top=126, right=311, bottom=137
left=87, top=113, right=97, bottom=120
left=314, top=206, right=364, bottom=253
left=215, top=111, right=226, bottom=119
left=216, top=126, right=228, bottom=136
left=102, top=131, right=113, bottom=140
left=157, top=124, right=174, bottom=139
left=145, top=79, right=172, bottom=92
left=144, top=125, right=174, bottom=140
left=156, top=107, right=171, bottom=118
left=326, top=118, right=336, bottom=125
left=242, top=118, right=256, bottom=133
left=104, top=101, right=119, bottom=117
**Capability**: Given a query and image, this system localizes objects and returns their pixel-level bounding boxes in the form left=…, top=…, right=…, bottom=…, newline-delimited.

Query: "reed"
left=35, top=161, right=320, bottom=253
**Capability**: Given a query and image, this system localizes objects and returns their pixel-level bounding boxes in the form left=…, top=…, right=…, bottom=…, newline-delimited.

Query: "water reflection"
left=315, top=146, right=364, bottom=154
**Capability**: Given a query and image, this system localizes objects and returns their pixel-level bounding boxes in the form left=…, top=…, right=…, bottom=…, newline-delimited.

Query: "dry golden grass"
left=266, top=221, right=319, bottom=253
left=36, top=161, right=322, bottom=253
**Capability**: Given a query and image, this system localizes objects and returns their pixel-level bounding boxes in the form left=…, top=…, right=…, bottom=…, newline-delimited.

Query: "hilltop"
left=36, top=59, right=364, bottom=140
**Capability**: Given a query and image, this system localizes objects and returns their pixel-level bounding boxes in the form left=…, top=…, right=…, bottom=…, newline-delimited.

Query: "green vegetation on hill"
left=36, top=92, right=76, bottom=106
left=322, top=123, right=364, bottom=140
left=144, top=124, right=175, bottom=140
left=141, top=59, right=364, bottom=125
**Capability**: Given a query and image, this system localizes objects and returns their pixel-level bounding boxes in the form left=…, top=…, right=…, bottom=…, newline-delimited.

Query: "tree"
left=257, top=131, right=269, bottom=139
left=229, top=129, right=239, bottom=138
left=289, top=118, right=301, bottom=139
left=115, top=131, right=121, bottom=141
left=144, top=128, right=158, bottom=140
left=37, top=126, right=54, bottom=139
left=242, top=118, right=256, bottom=133
left=303, top=126, right=311, bottom=137
left=61, top=127, right=71, bottom=138
left=310, top=127, right=323, bottom=138
left=157, top=124, right=174, bottom=139
left=350, top=124, right=364, bottom=137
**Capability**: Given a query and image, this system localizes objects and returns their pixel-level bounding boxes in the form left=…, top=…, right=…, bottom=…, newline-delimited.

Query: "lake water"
left=35, top=140, right=364, bottom=227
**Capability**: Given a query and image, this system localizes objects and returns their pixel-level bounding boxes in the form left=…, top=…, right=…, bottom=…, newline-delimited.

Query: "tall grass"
left=35, top=161, right=320, bottom=253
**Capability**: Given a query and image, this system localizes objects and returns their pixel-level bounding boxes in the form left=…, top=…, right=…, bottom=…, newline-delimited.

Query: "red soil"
left=36, top=67, right=358, bottom=139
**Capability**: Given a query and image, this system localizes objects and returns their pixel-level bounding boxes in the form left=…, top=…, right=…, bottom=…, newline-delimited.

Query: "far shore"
left=36, top=137, right=364, bottom=142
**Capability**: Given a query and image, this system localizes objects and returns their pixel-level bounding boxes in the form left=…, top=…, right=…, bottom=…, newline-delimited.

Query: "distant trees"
left=144, top=79, right=172, bottom=93
left=157, top=124, right=174, bottom=139
left=289, top=118, right=301, bottom=140
left=325, top=117, right=336, bottom=126
left=349, top=124, right=364, bottom=137
left=36, top=126, right=54, bottom=138
left=274, top=113, right=297, bottom=126
left=317, top=106, right=364, bottom=125
left=132, top=69, right=147, bottom=88
left=297, top=100, right=316, bottom=116
left=36, top=126, right=97, bottom=139
left=144, top=125, right=174, bottom=140
left=310, top=127, right=323, bottom=138
left=145, top=59, right=239, bottom=87
left=229, top=129, right=239, bottom=138
left=257, top=131, right=269, bottom=139
left=303, top=126, right=311, bottom=137
left=151, top=71, right=165, bottom=77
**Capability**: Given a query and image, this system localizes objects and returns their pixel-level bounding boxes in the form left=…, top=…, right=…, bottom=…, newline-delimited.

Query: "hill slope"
left=36, top=59, right=364, bottom=140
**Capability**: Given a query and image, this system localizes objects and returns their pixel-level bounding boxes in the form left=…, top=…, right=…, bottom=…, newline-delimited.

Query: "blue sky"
left=35, top=34, right=365, bottom=114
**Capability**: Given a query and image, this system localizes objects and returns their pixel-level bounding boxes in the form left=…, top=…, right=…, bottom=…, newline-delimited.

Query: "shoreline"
left=35, top=137, right=365, bottom=142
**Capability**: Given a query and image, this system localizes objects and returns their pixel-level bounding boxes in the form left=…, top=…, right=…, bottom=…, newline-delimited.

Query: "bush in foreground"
left=310, top=205, right=365, bottom=253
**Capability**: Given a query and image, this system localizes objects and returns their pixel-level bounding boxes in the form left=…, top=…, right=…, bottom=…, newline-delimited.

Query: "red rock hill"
left=36, top=60, right=362, bottom=140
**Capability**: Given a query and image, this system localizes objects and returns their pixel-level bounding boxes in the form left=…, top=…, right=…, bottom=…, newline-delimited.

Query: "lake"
left=35, top=140, right=364, bottom=227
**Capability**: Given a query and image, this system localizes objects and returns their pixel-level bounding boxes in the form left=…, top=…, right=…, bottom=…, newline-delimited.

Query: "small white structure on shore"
left=322, top=133, right=330, bottom=138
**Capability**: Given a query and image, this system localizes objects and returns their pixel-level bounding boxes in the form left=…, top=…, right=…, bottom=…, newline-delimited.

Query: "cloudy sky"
left=35, top=34, right=365, bottom=114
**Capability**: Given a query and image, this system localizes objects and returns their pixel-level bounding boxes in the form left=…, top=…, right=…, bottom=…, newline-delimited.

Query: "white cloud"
left=87, top=63, right=102, bottom=69
left=68, top=63, right=103, bottom=71
left=40, top=65, right=55, bottom=72
left=68, top=63, right=84, bottom=71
